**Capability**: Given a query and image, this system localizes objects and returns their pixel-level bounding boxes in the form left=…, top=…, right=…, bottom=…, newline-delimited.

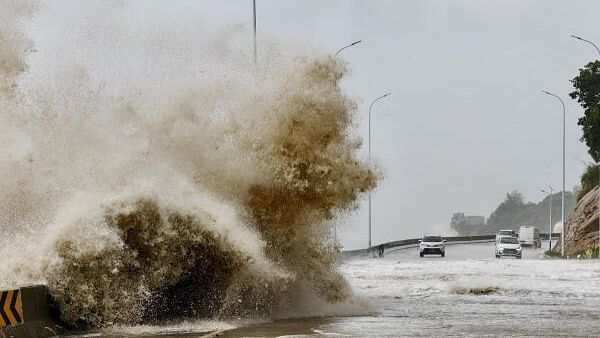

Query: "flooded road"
left=70, top=242, right=600, bottom=337
left=330, top=242, right=600, bottom=337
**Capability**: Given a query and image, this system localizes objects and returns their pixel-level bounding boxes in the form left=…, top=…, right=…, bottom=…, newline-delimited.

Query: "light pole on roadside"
left=542, top=90, right=566, bottom=256
left=252, top=0, right=257, bottom=63
left=541, top=186, right=554, bottom=251
left=571, top=34, right=600, bottom=58
left=368, top=93, right=391, bottom=248
left=335, top=40, right=363, bottom=57
left=331, top=39, right=362, bottom=244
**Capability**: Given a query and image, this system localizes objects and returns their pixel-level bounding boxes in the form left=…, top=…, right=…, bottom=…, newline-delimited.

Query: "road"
left=222, top=241, right=600, bottom=337
left=72, top=242, right=600, bottom=337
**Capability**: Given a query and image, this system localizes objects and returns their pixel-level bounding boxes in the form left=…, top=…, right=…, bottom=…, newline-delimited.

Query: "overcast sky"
left=198, top=0, right=598, bottom=249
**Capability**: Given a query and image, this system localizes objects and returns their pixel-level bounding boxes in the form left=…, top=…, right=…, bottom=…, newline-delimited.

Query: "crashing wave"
left=0, top=0, right=377, bottom=328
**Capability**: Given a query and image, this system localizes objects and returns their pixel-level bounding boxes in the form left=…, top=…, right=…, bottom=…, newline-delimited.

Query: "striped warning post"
left=0, top=289, right=23, bottom=328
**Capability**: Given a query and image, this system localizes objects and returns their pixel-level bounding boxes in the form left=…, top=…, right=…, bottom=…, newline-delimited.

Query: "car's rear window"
left=423, top=236, right=442, bottom=242
left=500, top=237, right=518, bottom=244
left=499, top=231, right=513, bottom=235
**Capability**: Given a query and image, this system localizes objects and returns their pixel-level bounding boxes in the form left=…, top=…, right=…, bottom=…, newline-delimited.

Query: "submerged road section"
left=222, top=242, right=600, bottom=337
left=65, top=242, right=600, bottom=337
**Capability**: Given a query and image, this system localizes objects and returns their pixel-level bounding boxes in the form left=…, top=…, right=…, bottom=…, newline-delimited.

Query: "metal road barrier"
left=342, top=233, right=561, bottom=258
left=540, top=233, right=561, bottom=240
left=342, top=235, right=495, bottom=258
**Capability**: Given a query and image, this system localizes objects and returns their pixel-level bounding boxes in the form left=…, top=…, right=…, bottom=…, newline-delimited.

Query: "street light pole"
left=542, top=90, right=566, bottom=256
left=541, top=186, right=554, bottom=251
left=253, top=0, right=257, bottom=63
left=368, top=93, right=391, bottom=248
left=571, top=34, right=600, bottom=58
left=331, top=39, right=362, bottom=245
left=335, top=40, right=363, bottom=57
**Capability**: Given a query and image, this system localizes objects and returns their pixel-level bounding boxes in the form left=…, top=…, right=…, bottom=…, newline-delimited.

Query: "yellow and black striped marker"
left=0, top=289, right=23, bottom=327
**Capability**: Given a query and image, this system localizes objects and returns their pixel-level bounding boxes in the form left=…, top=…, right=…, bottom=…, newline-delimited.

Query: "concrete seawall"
left=0, top=285, right=64, bottom=338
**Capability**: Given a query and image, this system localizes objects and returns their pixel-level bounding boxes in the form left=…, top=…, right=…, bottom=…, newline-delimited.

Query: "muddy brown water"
left=66, top=242, right=600, bottom=337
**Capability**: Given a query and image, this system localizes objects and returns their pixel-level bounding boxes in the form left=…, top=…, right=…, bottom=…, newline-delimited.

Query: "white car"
left=419, top=235, right=446, bottom=257
left=496, top=229, right=517, bottom=243
left=495, top=236, right=522, bottom=259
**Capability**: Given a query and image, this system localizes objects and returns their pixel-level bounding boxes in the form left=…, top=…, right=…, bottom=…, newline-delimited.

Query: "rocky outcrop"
left=554, top=186, right=599, bottom=255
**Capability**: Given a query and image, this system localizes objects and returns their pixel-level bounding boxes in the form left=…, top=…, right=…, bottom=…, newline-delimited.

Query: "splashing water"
left=0, top=0, right=377, bottom=328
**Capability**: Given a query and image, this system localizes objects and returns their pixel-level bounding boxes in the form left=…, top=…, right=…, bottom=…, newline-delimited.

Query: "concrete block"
left=0, top=285, right=65, bottom=338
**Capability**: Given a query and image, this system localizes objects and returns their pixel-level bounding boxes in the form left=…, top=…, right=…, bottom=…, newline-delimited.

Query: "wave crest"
left=0, top=1, right=377, bottom=328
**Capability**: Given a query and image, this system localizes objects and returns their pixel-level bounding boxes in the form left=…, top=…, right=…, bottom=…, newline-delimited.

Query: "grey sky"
left=199, top=0, right=597, bottom=249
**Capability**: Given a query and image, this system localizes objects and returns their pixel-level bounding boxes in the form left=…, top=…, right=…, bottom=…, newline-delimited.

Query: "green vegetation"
left=570, top=61, right=600, bottom=201
left=451, top=190, right=577, bottom=236
left=544, top=250, right=562, bottom=258
left=583, top=243, right=599, bottom=259
left=547, top=244, right=600, bottom=259
left=570, top=61, right=600, bottom=163
left=578, top=164, right=599, bottom=201
left=486, top=190, right=575, bottom=233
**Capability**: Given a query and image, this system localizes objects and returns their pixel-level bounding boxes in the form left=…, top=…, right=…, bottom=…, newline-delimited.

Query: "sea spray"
left=0, top=0, right=378, bottom=327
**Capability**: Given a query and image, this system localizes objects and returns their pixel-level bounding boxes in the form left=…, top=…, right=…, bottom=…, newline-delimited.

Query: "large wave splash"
left=0, top=1, right=377, bottom=328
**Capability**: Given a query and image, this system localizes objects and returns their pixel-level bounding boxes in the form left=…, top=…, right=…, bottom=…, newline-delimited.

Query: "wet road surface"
left=70, top=241, right=600, bottom=337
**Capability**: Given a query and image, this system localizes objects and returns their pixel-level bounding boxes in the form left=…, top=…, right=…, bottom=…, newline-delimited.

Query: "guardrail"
left=540, top=233, right=561, bottom=240
left=342, top=233, right=561, bottom=258
left=342, top=235, right=495, bottom=258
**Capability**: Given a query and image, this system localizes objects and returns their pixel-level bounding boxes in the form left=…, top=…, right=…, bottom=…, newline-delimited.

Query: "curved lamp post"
left=332, top=39, right=363, bottom=244
left=335, top=40, right=363, bottom=57
left=252, top=0, right=257, bottom=63
left=368, top=93, right=391, bottom=248
left=571, top=34, right=600, bottom=58
left=542, top=90, right=566, bottom=256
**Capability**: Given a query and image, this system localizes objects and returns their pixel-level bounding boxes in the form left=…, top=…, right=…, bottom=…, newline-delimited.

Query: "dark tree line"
left=570, top=61, right=600, bottom=200
left=570, top=61, right=600, bottom=163
left=486, top=190, right=576, bottom=233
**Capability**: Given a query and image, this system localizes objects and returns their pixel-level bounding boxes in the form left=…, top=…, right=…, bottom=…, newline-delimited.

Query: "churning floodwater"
left=5, top=3, right=598, bottom=337
left=223, top=242, right=600, bottom=337
left=0, top=0, right=376, bottom=329
left=335, top=242, right=600, bottom=337
left=64, top=242, right=600, bottom=337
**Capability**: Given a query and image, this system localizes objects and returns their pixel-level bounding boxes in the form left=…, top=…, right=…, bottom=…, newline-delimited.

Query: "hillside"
left=486, top=191, right=576, bottom=233
left=555, top=186, right=599, bottom=255
left=451, top=191, right=576, bottom=236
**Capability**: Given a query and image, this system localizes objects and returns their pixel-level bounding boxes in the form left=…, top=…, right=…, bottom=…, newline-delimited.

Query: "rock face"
left=555, top=186, right=599, bottom=255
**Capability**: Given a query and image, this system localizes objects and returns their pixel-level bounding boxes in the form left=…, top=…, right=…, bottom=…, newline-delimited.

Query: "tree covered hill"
left=486, top=190, right=576, bottom=233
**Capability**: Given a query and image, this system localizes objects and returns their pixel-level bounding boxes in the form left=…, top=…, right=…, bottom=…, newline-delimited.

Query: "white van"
left=518, top=225, right=540, bottom=248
